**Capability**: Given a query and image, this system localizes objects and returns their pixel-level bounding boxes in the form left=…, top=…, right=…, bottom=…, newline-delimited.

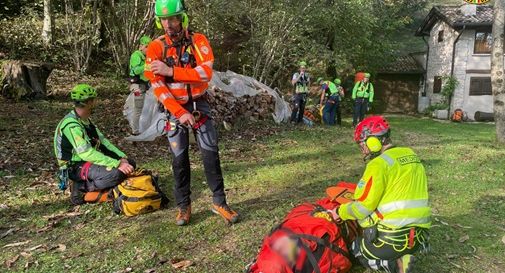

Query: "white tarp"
left=124, top=89, right=166, bottom=142
left=124, top=70, right=291, bottom=141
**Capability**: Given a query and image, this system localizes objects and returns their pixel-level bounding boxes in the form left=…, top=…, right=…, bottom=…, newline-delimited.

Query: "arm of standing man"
left=368, top=83, right=374, bottom=103
left=130, top=51, right=145, bottom=76
left=352, top=82, right=359, bottom=100
left=144, top=40, right=189, bottom=119
left=291, top=73, right=301, bottom=86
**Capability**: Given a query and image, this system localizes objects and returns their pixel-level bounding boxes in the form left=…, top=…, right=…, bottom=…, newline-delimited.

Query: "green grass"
left=1, top=108, right=505, bottom=272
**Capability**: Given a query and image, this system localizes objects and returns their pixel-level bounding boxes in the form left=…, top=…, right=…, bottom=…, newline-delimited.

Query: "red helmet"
left=354, top=116, right=390, bottom=143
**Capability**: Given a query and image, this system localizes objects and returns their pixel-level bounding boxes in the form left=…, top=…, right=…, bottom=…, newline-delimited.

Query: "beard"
left=166, top=26, right=183, bottom=39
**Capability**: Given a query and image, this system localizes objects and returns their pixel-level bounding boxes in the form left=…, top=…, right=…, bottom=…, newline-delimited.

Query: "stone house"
left=415, top=4, right=493, bottom=120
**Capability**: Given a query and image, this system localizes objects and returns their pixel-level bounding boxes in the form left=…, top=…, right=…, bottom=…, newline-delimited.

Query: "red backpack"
left=247, top=197, right=359, bottom=273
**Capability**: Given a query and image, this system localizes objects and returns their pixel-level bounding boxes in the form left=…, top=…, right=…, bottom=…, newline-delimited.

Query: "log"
left=1, top=60, right=54, bottom=99
left=474, top=111, right=494, bottom=122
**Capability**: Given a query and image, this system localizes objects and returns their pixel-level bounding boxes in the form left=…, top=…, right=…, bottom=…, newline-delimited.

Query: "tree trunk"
left=492, top=0, right=505, bottom=143
left=1, top=61, right=54, bottom=99
left=42, top=0, right=53, bottom=46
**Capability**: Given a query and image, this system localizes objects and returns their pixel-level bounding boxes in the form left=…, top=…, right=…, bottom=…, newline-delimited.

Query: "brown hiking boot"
left=69, top=180, right=85, bottom=205
left=211, top=203, right=240, bottom=224
left=176, top=205, right=191, bottom=226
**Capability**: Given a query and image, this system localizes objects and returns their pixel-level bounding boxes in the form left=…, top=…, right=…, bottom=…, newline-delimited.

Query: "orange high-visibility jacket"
left=144, top=33, right=214, bottom=118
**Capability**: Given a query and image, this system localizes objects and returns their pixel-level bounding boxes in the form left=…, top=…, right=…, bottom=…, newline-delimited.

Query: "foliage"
left=188, top=0, right=427, bottom=89
left=441, top=75, right=458, bottom=100
left=0, top=9, right=60, bottom=62
left=1, top=0, right=426, bottom=88
left=102, top=0, right=156, bottom=75
left=423, top=75, right=459, bottom=115
left=61, top=0, right=102, bottom=73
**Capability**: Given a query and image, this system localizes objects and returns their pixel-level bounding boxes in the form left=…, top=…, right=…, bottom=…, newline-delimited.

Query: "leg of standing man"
left=129, top=83, right=147, bottom=135
left=359, top=99, right=368, bottom=123
left=166, top=118, right=192, bottom=225
left=353, top=98, right=363, bottom=127
left=322, top=101, right=331, bottom=125
left=193, top=100, right=227, bottom=206
left=335, top=101, right=342, bottom=126
left=297, top=94, right=306, bottom=124
left=290, top=94, right=301, bottom=123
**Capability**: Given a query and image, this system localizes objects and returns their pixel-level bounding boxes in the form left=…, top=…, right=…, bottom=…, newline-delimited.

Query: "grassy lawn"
left=1, top=99, right=505, bottom=272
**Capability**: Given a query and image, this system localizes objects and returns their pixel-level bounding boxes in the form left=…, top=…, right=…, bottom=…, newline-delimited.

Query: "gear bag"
left=112, top=169, right=168, bottom=217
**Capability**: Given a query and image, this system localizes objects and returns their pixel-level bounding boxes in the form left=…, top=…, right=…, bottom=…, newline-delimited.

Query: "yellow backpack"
left=112, top=170, right=168, bottom=217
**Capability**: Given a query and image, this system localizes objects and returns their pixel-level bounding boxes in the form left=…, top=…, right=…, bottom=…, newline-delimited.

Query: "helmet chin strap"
left=168, top=26, right=184, bottom=39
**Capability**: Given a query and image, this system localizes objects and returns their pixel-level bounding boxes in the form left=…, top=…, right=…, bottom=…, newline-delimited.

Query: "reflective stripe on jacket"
left=53, top=110, right=125, bottom=168
left=352, top=81, right=374, bottom=102
left=144, top=33, right=214, bottom=118
left=338, top=147, right=431, bottom=229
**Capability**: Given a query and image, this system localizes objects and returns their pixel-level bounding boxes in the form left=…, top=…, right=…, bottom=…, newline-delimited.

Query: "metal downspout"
left=422, top=36, right=429, bottom=97
left=448, top=26, right=466, bottom=118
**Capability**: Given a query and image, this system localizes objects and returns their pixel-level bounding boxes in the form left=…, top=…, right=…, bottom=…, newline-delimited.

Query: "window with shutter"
left=433, top=76, right=442, bottom=94
left=469, top=77, right=492, bottom=96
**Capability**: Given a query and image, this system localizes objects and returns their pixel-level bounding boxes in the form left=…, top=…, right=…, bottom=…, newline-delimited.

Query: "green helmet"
left=140, top=36, right=151, bottom=46
left=299, top=61, right=307, bottom=67
left=155, top=0, right=185, bottom=17
left=71, top=84, right=97, bottom=102
left=334, top=78, right=341, bottom=85
left=364, top=73, right=371, bottom=78
left=316, top=77, right=324, bottom=84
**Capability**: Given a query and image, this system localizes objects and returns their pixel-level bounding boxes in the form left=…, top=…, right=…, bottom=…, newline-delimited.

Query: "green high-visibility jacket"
left=352, top=81, right=374, bottom=102
left=129, top=50, right=148, bottom=82
left=292, top=72, right=310, bottom=93
left=323, top=81, right=339, bottom=95
left=53, top=110, right=126, bottom=169
left=338, top=147, right=431, bottom=230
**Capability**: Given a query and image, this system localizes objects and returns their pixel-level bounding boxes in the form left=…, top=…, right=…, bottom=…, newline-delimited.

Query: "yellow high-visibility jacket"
left=338, top=147, right=431, bottom=229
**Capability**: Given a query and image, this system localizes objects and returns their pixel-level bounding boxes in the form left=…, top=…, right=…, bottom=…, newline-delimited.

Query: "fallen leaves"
left=171, top=259, right=193, bottom=270
left=4, top=254, right=20, bottom=268
left=458, top=234, right=470, bottom=243
left=57, top=244, right=67, bottom=252
left=502, top=234, right=505, bottom=245
left=3, top=240, right=31, bottom=248
left=37, top=208, right=85, bottom=233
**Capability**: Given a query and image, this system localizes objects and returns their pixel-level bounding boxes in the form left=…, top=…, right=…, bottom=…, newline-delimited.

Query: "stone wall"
left=426, top=20, right=458, bottom=105
left=425, top=21, right=494, bottom=120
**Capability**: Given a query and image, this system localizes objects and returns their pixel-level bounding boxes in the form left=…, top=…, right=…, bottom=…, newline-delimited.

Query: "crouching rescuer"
left=54, top=84, right=136, bottom=205
left=144, top=0, right=239, bottom=225
left=337, top=116, right=431, bottom=273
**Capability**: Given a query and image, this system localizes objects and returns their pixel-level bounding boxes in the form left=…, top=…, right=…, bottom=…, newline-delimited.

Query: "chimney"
left=460, top=4, right=477, bottom=17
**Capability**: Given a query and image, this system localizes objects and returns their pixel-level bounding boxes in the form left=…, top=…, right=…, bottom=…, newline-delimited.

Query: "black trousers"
left=68, top=159, right=136, bottom=191
left=167, top=99, right=226, bottom=208
left=351, top=227, right=429, bottom=272
left=290, top=93, right=307, bottom=123
left=353, top=98, right=369, bottom=126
